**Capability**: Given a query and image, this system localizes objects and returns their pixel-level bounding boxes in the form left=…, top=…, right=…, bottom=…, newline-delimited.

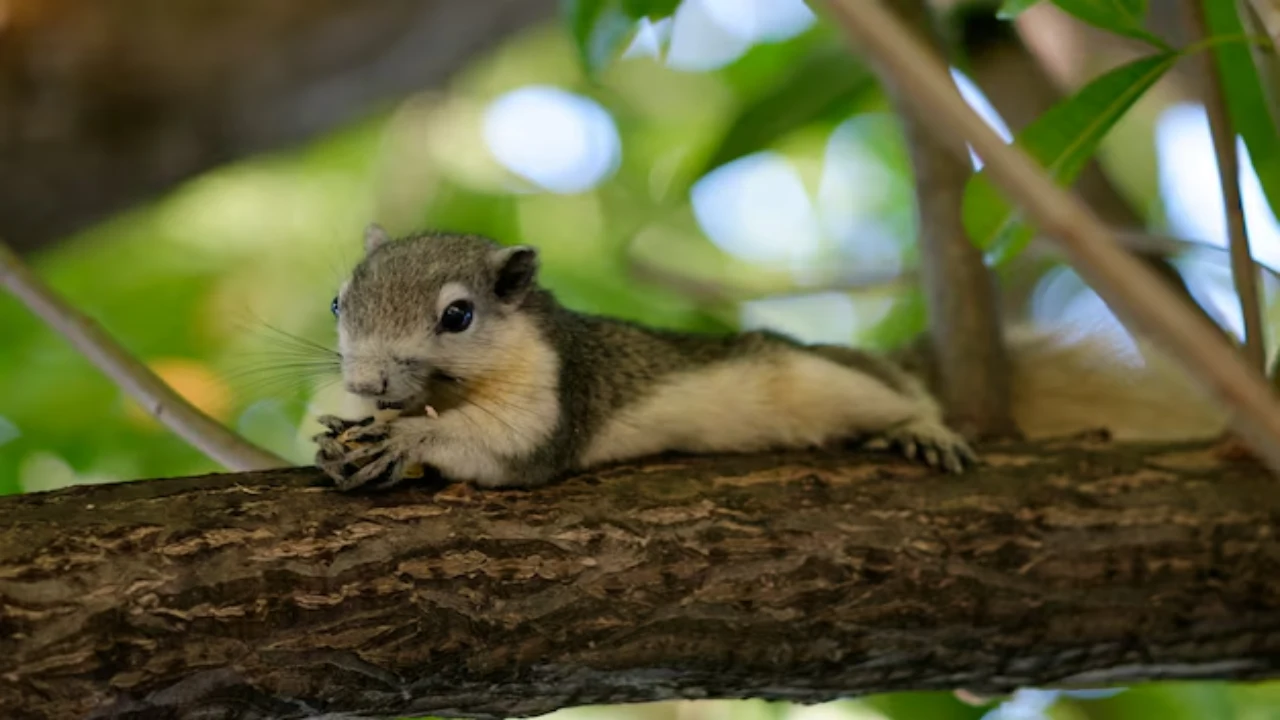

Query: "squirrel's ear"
left=491, top=245, right=539, bottom=303
left=364, top=223, right=391, bottom=253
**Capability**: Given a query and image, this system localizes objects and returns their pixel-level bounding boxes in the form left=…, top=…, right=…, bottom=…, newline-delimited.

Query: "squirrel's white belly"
left=578, top=349, right=930, bottom=466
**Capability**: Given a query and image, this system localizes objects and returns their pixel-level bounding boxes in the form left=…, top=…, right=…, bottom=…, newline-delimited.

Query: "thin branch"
left=819, top=0, right=1280, bottom=472
left=629, top=231, right=1278, bottom=310
left=957, top=8, right=1221, bottom=331
left=0, top=241, right=288, bottom=471
left=3, top=439, right=1280, bottom=719
left=1246, top=0, right=1280, bottom=50
left=875, top=0, right=1016, bottom=439
left=1187, top=0, right=1267, bottom=374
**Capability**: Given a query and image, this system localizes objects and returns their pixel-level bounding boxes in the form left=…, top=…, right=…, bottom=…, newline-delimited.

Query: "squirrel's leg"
left=580, top=347, right=975, bottom=473
left=804, top=344, right=974, bottom=471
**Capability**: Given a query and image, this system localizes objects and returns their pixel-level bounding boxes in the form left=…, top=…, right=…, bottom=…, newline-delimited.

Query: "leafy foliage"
left=1203, top=0, right=1280, bottom=218
left=997, top=0, right=1164, bottom=48
left=564, top=0, right=637, bottom=78
left=1052, top=0, right=1166, bottom=47
left=563, top=0, right=680, bottom=77
left=995, top=0, right=1042, bottom=18
left=621, top=0, right=680, bottom=20
left=962, top=52, right=1177, bottom=263
left=699, top=46, right=876, bottom=176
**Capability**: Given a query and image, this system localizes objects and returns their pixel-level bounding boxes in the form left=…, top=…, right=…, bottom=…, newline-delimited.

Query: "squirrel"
left=312, top=225, right=1227, bottom=491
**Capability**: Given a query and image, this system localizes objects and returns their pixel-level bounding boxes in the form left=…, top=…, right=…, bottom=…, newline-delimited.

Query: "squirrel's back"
left=525, top=294, right=950, bottom=468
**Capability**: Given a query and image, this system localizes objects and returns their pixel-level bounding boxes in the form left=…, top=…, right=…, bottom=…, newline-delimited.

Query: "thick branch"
left=879, top=0, right=1015, bottom=439
left=0, top=0, right=554, bottom=253
left=2, top=442, right=1280, bottom=719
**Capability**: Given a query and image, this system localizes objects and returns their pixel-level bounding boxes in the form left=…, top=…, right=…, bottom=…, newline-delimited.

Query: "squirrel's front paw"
left=881, top=418, right=976, bottom=474
left=313, top=417, right=425, bottom=491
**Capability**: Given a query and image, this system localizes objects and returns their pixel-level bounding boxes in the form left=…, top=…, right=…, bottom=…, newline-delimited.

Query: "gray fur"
left=339, top=231, right=513, bottom=340
left=321, top=230, right=969, bottom=488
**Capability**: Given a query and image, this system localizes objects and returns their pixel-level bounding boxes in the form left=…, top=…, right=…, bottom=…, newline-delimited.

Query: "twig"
left=1246, top=0, right=1280, bottom=50
left=0, top=241, right=288, bottom=472
left=819, top=0, right=1280, bottom=472
left=876, top=0, right=1016, bottom=439
left=1187, top=0, right=1267, bottom=374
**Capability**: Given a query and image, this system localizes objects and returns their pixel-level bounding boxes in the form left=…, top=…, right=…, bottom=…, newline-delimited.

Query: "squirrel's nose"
left=346, top=374, right=389, bottom=397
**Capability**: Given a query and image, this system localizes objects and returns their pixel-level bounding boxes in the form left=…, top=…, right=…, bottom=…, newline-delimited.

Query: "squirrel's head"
left=332, top=224, right=541, bottom=410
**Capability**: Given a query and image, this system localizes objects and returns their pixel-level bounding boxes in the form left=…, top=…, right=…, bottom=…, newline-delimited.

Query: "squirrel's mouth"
left=374, top=371, right=459, bottom=415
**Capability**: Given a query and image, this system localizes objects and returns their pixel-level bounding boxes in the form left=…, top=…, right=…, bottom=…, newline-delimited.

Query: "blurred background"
left=3, top=0, right=1280, bottom=717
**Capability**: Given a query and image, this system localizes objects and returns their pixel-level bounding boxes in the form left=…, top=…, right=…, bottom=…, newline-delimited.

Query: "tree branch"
left=1246, top=0, right=1280, bottom=53
left=0, top=240, right=287, bottom=471
left=876, top=0, right=1016, bottom=440
left=1186, top=0, right=1267, bottom=374
left=2, top=441, right=1279, bottom=719
left=956, top=7, right=1221, bottom=331
left=820, top=0, right=1280, bottom=473
left=0, top=0, right=555, bottom=254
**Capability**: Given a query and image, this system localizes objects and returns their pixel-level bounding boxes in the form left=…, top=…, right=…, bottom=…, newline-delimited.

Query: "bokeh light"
left=483, top=85, right=622, bottom=194
left=691, top=151, right=823, bottom=265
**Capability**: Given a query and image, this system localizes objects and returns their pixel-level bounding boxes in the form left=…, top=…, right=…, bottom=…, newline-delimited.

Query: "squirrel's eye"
left=440, top=299, right=474, bottom=333
left=330, top=296, right=340, bottom=317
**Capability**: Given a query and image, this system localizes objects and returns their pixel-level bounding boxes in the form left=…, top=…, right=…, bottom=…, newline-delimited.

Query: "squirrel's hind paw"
left=880, top=419, right=976, bottom=474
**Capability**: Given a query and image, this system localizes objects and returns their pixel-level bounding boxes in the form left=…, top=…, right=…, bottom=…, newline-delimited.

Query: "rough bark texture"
left=0, top=0, right=554, bottom=253
left=2, top=440, right=1279, bottom=719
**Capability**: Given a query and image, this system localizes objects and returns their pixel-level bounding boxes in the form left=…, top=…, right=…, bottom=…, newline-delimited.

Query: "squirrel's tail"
left=1005, top=324, right=1228, bottom=441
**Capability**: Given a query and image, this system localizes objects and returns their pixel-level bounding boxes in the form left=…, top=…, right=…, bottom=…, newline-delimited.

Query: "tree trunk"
left=1, top=440, right=1278, bottom=719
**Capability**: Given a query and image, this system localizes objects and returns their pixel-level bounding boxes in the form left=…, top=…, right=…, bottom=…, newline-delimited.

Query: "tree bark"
left=0, top=0, right=554, bottom=254
left=1, top=440, right=1278, bottom=719
left=878, top=0, right=1016, bottom=439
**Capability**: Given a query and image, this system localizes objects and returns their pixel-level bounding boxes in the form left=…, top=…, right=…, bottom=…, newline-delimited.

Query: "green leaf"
left=621, top=0, right=679, bottom=20
left=996, top=0, right=1045, bottom=19
left=1049, top=0, right=1168, bottom=48
left=962, top=52, right=1178, bottom=264
left=700, top=47, right=876, bottom=176
left=563, top=0, right=680, bottom=77
left=1204, top=0, right=1280, bottom=221
left=563, top=0, right=637, bottom=78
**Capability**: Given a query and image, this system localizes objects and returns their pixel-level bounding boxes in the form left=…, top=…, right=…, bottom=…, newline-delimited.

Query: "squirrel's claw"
left=312, top=415, right=406, bottom=490
left=316, top=414, right=372, bottom=435
left=313, top=419, right=421, bottom=491
left=881, top=418, right=976, bottom=475
left=339, top=447, right=403, bottom=490
left=343, top=423, right=391, bottom=444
